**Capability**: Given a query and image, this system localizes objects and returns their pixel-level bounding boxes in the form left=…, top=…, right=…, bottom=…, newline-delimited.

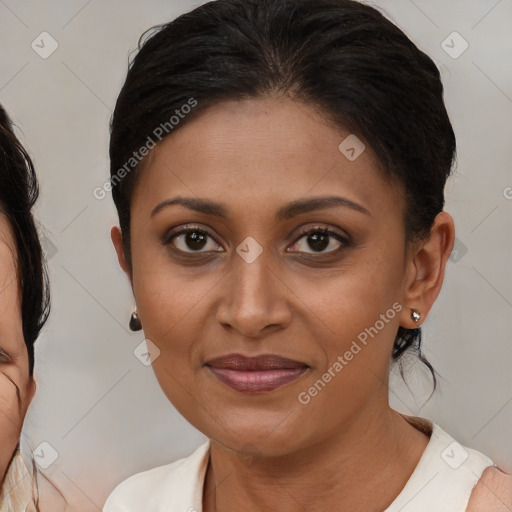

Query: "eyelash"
left=163, top=224, right=352, bottom=257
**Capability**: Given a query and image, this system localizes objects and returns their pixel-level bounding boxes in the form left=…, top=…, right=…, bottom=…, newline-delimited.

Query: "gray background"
left=1, top=0, right=511, bottom=509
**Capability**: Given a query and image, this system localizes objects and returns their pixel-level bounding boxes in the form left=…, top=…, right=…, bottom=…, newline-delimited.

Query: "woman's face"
left=113, top=97, right=451, bottom=456
left=0, top=213, right=35, bottom=481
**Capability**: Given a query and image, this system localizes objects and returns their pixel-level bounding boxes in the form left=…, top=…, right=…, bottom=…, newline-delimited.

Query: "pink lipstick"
left=205, top=353, right=309, bottom=392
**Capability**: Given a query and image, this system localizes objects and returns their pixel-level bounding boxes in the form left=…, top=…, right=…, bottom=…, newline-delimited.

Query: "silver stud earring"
left=411, top=310, right=421, bottom=323
left=129, top=310, right=142, bottom=332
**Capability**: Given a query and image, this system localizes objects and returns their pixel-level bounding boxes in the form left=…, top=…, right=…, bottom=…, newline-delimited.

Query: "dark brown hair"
left=0, top=104, right=50, bottom=375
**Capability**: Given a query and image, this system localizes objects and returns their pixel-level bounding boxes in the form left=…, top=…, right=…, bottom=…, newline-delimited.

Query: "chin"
left=205, top=414, right=307, bottom=459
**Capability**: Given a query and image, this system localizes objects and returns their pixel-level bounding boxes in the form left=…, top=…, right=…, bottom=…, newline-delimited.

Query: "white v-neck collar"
left=103, top=416, right=494, bottom=512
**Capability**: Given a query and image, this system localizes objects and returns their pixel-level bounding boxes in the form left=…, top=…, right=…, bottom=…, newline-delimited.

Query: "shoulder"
left=103, top=459, right=187, bottom=511
left=0, top=449, right=32, bottom=510
left=466, top=466, right=512, bottom=512
left=103, top=440, right=210, bottom=512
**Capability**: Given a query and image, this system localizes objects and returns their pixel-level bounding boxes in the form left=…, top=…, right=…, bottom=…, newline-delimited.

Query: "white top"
left=103, top=415, right=495, bottom=512
left=0, top=449, right=33, bottom=512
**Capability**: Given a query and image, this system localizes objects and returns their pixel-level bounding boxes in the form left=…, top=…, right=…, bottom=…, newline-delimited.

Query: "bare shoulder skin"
left=466, top=466, right=512, bottom=512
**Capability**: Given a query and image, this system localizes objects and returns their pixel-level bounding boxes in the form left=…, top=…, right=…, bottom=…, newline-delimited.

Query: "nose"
left=215, top=251, right=292, bottom=338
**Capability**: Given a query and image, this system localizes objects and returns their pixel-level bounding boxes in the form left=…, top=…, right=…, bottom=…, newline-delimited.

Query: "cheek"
left=285, top=249, right=406, bottom=413
left=130, top=248, right=219, bottom=379
left=292, top=246, right=404, bottom=342
left=133, top=278, right=206, bottom=413
left=0, top=373, right=23, bottom=451
left=288, top=266, right=403, bottom=439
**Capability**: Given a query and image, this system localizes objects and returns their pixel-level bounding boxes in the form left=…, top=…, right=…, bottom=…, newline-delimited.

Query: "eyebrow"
left=150, top=195, right=371, bottom=220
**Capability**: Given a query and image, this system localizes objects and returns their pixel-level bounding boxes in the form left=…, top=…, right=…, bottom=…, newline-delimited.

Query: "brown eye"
left=305, top=232, right=330, bottom=252
left=288, top=227, right=350, bottom=254
left=165, top=225, right=223, bottom=254
left=181, top=231, right=208, bottom=251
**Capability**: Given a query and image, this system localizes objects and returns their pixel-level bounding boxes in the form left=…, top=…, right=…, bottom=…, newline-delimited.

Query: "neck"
left=203, top=403, right=429, bottom=512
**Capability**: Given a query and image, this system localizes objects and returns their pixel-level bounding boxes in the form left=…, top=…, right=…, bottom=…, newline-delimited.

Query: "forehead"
left=131, top=96, right=403, bottom=219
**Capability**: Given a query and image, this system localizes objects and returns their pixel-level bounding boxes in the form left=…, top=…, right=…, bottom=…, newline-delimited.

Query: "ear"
left=111, top=226, right=132, bottom=283
left=400, top=212, right=455, bottom=329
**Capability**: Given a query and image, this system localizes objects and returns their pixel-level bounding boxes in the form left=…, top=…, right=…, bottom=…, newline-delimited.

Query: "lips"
left=205, top=353, right=309, bottom=392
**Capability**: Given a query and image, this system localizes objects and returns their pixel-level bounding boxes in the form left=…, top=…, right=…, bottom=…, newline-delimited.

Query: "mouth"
left=205, top=353, right=310, bottom=393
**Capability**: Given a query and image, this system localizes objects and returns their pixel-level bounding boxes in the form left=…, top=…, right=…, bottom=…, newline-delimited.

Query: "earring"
left=129, top=310, right=142, bottom=331
left=410, top=310, right=421, bottom=323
